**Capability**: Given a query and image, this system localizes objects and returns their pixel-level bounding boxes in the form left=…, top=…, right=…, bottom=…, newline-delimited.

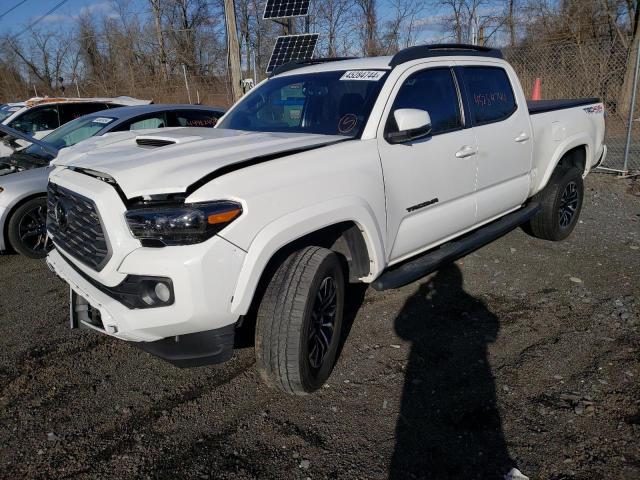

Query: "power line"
left=0, top=0, right=28, bottom=21
left=13, top=0, right=70, bottom=39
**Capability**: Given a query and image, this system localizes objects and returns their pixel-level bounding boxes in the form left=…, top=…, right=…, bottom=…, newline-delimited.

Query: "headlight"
left=125, top=201, right=242, bottom=246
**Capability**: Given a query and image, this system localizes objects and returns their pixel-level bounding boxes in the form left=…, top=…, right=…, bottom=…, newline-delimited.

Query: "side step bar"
left=372, top=202, right=541, bottom=291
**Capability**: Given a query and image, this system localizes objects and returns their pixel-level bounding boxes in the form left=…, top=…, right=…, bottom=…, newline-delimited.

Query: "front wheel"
left=524, top=167, right=584, bottom=241
left=255, top=246, right=345, bottom=395
left=7, top=197, right=52, bottom=259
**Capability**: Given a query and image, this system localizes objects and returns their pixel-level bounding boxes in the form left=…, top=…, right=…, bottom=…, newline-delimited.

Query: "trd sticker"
left=583, top=105, right=603, bottom=114
left=340, top=70, right=385, bottom=81
left=338, top=114, right=357, bottom=133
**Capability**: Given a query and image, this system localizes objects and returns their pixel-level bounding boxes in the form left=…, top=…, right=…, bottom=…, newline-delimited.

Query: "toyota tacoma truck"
left=45, top=44, right=606, bottom=395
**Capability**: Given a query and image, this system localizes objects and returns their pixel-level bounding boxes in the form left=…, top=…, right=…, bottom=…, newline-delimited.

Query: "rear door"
left=377, top=63, right=479, bottom=263
left=456, top=63, right=533, bottom=222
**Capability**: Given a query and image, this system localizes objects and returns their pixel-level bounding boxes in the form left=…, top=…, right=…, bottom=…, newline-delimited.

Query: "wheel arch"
left=229, top=199, right=386, bottom=317
left=535, top=138, right=590, bottom=197
left=1, top=192, right=47, bottom=252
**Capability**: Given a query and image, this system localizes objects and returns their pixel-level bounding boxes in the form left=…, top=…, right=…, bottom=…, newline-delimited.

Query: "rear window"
left=461, top=67, right=517, bottom=125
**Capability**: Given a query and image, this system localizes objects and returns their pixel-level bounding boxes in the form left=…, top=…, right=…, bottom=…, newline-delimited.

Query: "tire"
left=7, top=197, right=52, bottom=259
left=524, top=167, right=584, bottom=241
left=255, top=246, right=345, bottom=395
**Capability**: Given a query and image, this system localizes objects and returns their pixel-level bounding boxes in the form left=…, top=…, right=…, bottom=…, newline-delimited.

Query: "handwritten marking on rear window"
left=340, top=70, right=386, bottom=81
left=474, top=92, right=507, bottom=107
left=185, top=117, right=218, bottom=127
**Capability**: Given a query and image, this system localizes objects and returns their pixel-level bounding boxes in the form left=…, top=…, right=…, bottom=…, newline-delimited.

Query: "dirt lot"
left=1, top=174, right=638, bottom=480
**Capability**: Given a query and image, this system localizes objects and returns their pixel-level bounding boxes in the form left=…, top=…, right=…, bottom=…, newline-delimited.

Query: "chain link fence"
left=503, top=38, right=640, bottom=174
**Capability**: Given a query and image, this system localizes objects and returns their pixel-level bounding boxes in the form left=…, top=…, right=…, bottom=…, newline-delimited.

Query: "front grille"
left=47, top=183, right=111, bottom=271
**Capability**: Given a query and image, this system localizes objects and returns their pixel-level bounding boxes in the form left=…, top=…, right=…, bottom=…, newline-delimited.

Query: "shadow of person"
left=389, top=264, right=514, bottom=480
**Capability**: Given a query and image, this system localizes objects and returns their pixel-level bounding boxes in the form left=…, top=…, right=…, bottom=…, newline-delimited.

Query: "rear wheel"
left=524, top=167, right=584, bottom=241
left=255, top=246, right=345, bottom=395
left=7, top=197, right=52, bottom=259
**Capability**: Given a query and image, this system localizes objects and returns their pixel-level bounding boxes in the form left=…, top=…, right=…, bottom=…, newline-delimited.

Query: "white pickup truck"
left=46, top=44, right=606, bottom=394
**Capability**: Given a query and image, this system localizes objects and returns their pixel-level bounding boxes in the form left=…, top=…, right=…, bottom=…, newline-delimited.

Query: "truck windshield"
left=217, top=70, right=389, bottom=137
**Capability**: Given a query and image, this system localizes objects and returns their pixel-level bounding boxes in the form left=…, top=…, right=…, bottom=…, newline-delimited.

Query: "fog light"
left=155, top=282, right=171, bottom=303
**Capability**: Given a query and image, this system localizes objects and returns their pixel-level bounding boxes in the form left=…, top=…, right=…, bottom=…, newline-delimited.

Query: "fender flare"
left=229, top=196, right=386, bottom=316
left=535, top=133, right=593, bottom=196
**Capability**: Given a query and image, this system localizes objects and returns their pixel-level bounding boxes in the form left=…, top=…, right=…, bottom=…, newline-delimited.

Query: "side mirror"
left=386, top=108, right=432, bottom=144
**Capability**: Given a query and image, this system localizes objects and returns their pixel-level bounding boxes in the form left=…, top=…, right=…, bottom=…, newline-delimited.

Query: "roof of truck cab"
left=274, top=53, right=507, bottom=77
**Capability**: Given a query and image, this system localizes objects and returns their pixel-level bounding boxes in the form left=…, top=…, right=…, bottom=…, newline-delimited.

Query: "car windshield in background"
left=24, top=115, right=115, bottom=157
left=0, top=104, right=21, bottom=122
left=217, top=70, right=389, bottom=137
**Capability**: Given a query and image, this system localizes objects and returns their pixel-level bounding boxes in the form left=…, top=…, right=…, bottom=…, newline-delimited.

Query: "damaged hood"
left=53, top=127, right=346, bottom=198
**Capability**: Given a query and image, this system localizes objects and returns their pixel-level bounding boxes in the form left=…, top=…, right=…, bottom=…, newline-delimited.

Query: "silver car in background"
left=0, top=104, right=225, bottom=258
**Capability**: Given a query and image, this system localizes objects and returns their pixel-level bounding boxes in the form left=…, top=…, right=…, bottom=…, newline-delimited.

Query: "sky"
left=0, top=0, right=141, bottom=35
left=0, top=0, right=450, bottom=41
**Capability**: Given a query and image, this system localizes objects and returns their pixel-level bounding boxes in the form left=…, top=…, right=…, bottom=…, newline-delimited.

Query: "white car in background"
left=0, top=104, right=225, bottom=258
left=0, top=96, right=151, bottom=157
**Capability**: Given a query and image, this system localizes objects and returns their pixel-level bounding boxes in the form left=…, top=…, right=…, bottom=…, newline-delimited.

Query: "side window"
left=9, top=106, right=60, bottom=133
left=387, top=68, right=462, bottom=136
left=461, top=67, right=517, bottom=125
left=172, top=110, right=220, bottom=128
left=59, top=103, right=110, bottom=124
left=113, top=113, right=166, bottom=131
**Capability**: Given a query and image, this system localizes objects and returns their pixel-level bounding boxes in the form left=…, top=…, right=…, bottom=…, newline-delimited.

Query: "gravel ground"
left=1, top=173, right=638, bottom=480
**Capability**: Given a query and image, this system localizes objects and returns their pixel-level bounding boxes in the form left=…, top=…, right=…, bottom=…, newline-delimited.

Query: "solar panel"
left=263, top=0, right=310, bottom=19
left=266, top=34, right=319, bottom=73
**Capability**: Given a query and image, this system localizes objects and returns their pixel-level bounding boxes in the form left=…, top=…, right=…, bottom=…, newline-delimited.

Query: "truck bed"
left=528, top=98, right=600, bottom=114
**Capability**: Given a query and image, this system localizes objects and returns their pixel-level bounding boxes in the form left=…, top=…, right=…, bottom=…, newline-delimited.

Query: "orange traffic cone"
left=531, top=78, right=542, bottom=100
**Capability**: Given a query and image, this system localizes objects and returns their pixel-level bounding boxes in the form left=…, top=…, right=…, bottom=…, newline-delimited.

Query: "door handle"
left=515, top=132, right=530, bottom=143
left=455, top=145, right=477, bottom=158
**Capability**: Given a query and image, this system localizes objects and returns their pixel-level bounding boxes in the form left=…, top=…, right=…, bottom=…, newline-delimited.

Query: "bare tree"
left=380, top=0, right=426, bottom=52
left=356, top=0, right=379, bottom=55
left=315, top=0, right=355, bottom=56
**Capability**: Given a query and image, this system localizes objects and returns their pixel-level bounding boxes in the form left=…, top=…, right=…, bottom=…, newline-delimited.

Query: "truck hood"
left=53, top=128, right=346, bottom=198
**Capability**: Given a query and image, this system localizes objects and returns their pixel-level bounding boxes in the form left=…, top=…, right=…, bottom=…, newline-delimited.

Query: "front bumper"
left=47, top=234, right=246, bottom=343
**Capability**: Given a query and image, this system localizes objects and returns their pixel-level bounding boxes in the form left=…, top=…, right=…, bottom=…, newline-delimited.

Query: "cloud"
left=35, top=1, right=119, bottom=25
left=40, top=13, right=72, bottom=24
left=79, top=1, right=117, bottom=17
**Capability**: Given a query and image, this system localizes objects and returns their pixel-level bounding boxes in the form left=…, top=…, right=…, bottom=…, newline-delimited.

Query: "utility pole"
left=150, top=0, right=168, bottom=80
left=224, top=0, right=243, bottom=102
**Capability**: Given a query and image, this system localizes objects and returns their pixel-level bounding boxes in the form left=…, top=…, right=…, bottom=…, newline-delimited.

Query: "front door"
left=377, top=64, right=478, bottom=263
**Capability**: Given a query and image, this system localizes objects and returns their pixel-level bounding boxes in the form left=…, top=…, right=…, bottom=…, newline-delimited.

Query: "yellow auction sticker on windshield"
left=340, top=70, right=386, bottom=81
